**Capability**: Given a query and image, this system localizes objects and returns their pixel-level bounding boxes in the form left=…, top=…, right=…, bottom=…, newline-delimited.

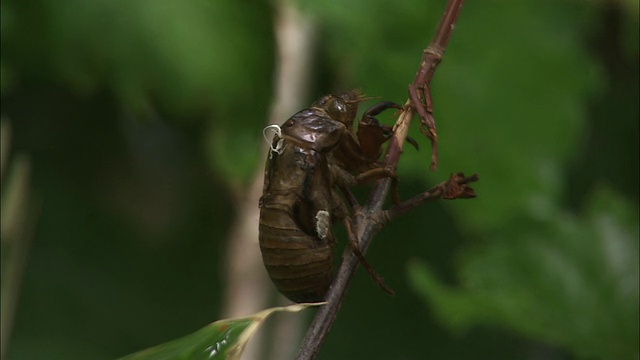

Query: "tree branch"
left=295, top=1, right=469, bottom=359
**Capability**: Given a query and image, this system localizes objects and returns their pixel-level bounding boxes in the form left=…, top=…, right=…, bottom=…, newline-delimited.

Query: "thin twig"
left=295, top=1, right=467, bottom=359
left=380, top=172, right=479, bottom=224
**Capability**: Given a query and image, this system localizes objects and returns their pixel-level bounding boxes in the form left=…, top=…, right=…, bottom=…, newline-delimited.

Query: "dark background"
left=1, top=0, right=638, bottom=359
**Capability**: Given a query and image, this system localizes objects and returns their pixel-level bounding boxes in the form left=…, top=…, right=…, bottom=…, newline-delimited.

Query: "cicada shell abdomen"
left=259, top=120, right=339, bottom=303
left=259, top=198, right=333, bottom=303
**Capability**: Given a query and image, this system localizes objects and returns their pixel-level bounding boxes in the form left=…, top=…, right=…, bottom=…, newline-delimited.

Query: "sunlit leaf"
left=119, top=303, right=324, bottom=360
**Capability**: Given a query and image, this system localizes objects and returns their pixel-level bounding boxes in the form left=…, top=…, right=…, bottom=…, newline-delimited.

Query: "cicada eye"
left=326, top=99, right=347, bottom=120
left=312, top=97, right=329, bottom=108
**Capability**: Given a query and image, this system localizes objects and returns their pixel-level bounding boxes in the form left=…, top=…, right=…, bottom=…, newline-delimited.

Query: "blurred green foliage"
left=409, top=187, right=639, bottom=360
left=1, top=0, right=637, bottom=359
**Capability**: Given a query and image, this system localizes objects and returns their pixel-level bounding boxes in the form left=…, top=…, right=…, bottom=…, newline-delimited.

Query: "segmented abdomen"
left=259, top=205, right=332, bottom=303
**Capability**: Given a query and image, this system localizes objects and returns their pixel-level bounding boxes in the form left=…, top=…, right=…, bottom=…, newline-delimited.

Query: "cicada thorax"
left=259, top=108, right=345, bottom=303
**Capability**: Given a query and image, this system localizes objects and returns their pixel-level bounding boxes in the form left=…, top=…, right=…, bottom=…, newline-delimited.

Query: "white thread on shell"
left=262, top=124, right=285, bottom=159
left=315, top=210, right=330, bottom=240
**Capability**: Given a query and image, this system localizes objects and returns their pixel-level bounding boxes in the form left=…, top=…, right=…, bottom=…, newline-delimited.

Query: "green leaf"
left=119, top=303, right=324, bottom=360
left=408, top=186, right=639, bottom=360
